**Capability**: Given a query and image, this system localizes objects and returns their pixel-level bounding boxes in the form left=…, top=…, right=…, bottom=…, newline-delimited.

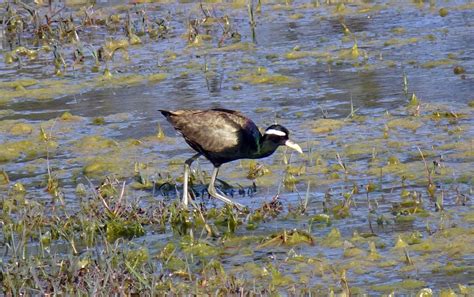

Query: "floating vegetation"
left=238, top=67, right=298, bottom=85
left=421, top=59, right=454, bottom=69
left=371, top=279, right=427, bottom=292
left=387, top=118, right=422, bottom=131
left=106, top=219, right=146, bottom=242
left=257, top=229, right=315, bottom=248
left=453, top=65, right=466, bottom=75
left=311, top=118, right=345, bottom=134
left=439, top=8, right=449, bottom=17
left=383, top=37, right=419, bottom=47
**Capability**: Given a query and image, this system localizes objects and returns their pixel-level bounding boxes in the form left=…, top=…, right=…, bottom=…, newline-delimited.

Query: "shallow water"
left=1, top=0, right=473, bottom=295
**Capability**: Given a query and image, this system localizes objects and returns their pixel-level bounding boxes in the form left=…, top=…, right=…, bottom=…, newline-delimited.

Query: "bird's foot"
left=232, top=201, right=246, bottom=212
left=208, top=187, right=245, bottom=210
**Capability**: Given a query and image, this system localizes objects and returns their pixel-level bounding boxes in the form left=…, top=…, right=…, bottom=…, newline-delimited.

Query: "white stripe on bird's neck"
left=265, top=129, right=287, bottom=137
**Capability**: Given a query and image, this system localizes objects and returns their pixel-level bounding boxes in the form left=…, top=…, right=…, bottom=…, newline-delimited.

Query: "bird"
left=159, top=108, right=303, bottom=209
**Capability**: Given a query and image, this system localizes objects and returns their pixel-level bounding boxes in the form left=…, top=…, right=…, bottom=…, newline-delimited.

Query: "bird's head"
left=264, top=124, right=303, bottom=154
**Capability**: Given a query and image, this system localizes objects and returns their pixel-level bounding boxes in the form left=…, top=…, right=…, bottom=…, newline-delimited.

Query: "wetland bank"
left=1, top=0, right=473, bottom=295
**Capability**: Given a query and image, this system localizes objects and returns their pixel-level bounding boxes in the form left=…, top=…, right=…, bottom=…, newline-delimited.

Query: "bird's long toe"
left=208, top=186, right=245, bottom=210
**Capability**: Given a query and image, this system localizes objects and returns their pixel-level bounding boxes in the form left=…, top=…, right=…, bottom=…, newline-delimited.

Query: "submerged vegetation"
left=1, top=0, right=473, bottom=295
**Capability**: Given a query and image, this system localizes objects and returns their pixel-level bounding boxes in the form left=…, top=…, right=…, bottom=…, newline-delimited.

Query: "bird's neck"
left=252, top=136, right=279, bottom=159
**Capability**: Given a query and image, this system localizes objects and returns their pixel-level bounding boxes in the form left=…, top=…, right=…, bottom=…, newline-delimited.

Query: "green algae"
left=0, top=139, right=58, bottom=163
left=410, top=228, right=474, bottom=257
left=432, top=262, right=469, bottom=275
left=332, top=203, right=350, bottom=219
left=343, top=246, right=365, bottom=258
left=0, top=79, right=83, bottom=101
left=125, top=248, right=149, bottom=268
left=284, top=50, right=315, bottom=60
left=222, top=234, right=262, bottom=250
left=269, top=266, right=294, bottom=287
left=356, top=4, right=385, bottom=14
left=440, top=288, right=458, bottom=297
left=416, top=288, right=433, bottom=297
left=421, top=59, right=454, bottom=69
left=309, top=213, right=331, bottom=226
left=239, top=67, right=298, bottom=85
left=439, top=8, right=449, bottom=17
left=391, top=27, right=406, bottom=35
left=377, top=260, right=398, bottom=269
left=83, top=160, right=121, bottom=176
left=92, top=117, right=106, bottom=125
left=181, top=241, right=220, bottom=257
left=97, top=74, right=145, bottom=87
left=371, top=279, right=426, bottom=292
left=73, top=136, right=118, bottom=152
left=60, top=111, right=83, bottom=121
left=367, top=242, right=382, bottom=261
left=343, top=141, right=384, bottom=158
left=453, top=65, right=466, bottom=75
left=0, top=72, right=167, bottom=103
left=284, top=49, right=331, bottom=60
left=9, top=123, right=34, bottom=135
left=383, top=37, right=419, bottom=47
left=106, top=219, right=145, bottom=242
left=392, top=200, right=425, bottom=216
left=217, top=42, right=255, bottom=52
left=0, top=170, right=10, bottom=185
left=0, top=79, right=38, bottom=89
left=321, top=228, right=343, bottom=248
left=462, top=211, right=474, bottom=223
left=257, top=229, right=315, bottom=248
left=458, top=284, right=474, bottom=295
left=246, top=160, right=271, bottom=179
left=148, top=73, right=167, bottom=83
left=334, top=3, right=346, bottom=13
left=311, top=118, right=345, bottom=134
left=240, top=262, right=266, bottom=278
left=289, top=13, right=304, bottom=20
left=393, top=235, right=408, bottom=249
left=387, top=118, right=422, bottom=131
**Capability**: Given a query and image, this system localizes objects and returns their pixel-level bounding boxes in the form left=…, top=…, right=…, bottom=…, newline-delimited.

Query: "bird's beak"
left=285, top=140, right=303, bottom=154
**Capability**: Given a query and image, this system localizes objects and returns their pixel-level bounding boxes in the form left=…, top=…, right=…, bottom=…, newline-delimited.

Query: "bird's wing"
left=165, top=109, right=260, bottom=154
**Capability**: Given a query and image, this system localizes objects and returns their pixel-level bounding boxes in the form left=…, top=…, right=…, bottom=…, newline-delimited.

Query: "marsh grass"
left=1, top=111, right=473, bottom=295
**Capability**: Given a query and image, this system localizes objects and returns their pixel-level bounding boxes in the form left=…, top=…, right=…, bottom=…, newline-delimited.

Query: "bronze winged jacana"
left=159, top=109, right=303, bottom=209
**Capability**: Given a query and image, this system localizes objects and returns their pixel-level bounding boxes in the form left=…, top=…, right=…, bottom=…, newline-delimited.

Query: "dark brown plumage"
left=160, top=108, right=302, bottom=208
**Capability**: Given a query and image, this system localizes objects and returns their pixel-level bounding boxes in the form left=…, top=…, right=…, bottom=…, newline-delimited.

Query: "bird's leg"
left=208, top=167, right=245, bottom=209
left=183, top=153, right=201, bottom=207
